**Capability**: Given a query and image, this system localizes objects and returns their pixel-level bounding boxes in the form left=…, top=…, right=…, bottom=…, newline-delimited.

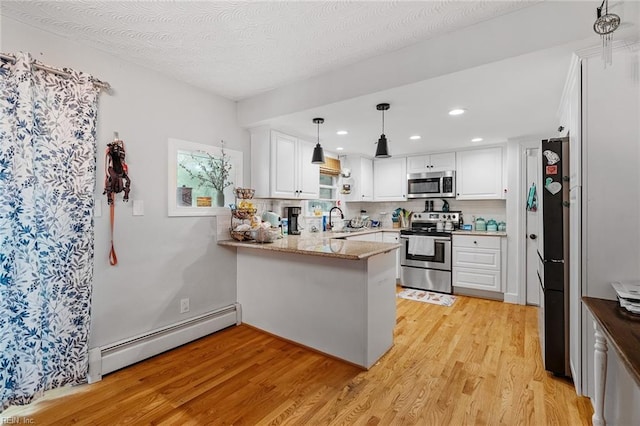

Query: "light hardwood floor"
left=5, top=294, right=593, bottom=425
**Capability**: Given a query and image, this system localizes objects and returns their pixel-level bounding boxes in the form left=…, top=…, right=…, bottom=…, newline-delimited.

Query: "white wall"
left=237, top=1, right=597, bottom=127
left=1, top=17, right=250, bottom=348
left=580, top=44, right=640, bottom=408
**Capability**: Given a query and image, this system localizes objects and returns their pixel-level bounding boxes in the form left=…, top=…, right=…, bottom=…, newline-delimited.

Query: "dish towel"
left=407, top=236, right=435, bottom=256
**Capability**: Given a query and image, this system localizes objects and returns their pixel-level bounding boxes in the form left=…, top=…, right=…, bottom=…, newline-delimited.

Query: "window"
left=318, top=173, right=338, bottom=201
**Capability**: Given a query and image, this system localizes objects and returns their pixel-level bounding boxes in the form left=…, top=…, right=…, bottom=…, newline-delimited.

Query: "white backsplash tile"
left=342, top=199, right=506, bottom=227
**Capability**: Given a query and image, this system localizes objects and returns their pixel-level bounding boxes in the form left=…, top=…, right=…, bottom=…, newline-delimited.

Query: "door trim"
left=518, top=139, right=542, bottom=306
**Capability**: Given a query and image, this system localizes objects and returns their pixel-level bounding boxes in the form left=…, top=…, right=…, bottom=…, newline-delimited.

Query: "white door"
left=361, top=157, right=374, bottom=200
left=456, top=147, right=503, bottom=199
left=271, top=131, right=297, bottom=198
left=525, top=147, right=541, bottom=306
left=296, top=139, right=320, bottom=199
left=429, top=152, right=456, bottom=172
left=373, top=157, right=406, bottom=201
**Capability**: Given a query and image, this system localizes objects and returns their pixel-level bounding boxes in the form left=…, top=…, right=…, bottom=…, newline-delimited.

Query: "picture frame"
left=168, top=138, right=243, bottom=217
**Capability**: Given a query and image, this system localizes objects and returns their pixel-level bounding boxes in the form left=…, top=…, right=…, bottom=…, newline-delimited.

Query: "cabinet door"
left=270, top=131, right=297, bottom=198
left=374, top=157, right=407, bottom=201
left=429, top=152, right=456, bottom=172
left=453, top=267, right=501, bottom=292
left=456, top=147, right=503, bottom=200
left=361, top=157, right=374, bottom=201
left=346, top=232, right=379, bottom=242
left=297, top=139, right=319, bottom=199
left=382, top=232, right=401, bottom=280
left=406, top=155, right=430, bottom=173
left=453, top=247, right=501, bottom=270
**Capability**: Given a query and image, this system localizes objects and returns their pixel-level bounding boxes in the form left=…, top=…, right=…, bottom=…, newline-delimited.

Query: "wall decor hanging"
left=103, top=132, right=131, bottom=266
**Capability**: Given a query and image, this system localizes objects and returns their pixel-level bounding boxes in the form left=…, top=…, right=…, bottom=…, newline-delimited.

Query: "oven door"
left=400, top=235, right=451, bottom=270
left=407, top=173, right=441, bottom=199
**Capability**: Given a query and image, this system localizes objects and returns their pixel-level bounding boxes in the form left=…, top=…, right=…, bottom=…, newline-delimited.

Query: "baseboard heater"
left=87, top=303, right=241, bottom=383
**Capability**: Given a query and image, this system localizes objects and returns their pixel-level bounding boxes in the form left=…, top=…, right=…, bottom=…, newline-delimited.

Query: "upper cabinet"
left=456, top=147, right=505, bottom=200
left=406, top=152, right=456, bottom=174
left=341, top=155, right=373, bottom=201
left=373, top=157, right=407, bottom=202
left=251, top=128, right=319, bottom=199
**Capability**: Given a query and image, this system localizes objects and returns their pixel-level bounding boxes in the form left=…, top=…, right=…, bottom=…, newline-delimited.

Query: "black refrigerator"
left=537, top=137, right=570, bottom=377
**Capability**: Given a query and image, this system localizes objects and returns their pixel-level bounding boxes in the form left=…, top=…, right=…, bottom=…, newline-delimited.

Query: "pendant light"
left=375, top=103, right=391, bottom=158
left=311, top=117, right=325, bottom=164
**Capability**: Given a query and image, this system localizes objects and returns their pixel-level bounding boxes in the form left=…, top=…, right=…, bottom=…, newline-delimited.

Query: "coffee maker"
left=284, top=206, right=301, bottom=235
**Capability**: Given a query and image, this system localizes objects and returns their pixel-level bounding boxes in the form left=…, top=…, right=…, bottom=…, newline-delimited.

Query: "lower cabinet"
left=452, top=235, right=502, bottom=292
left=382, top=231, right=400, bottom=281
left=345, top=231, right=400, bottom=281
left=345, top=232, right=382, bottom=242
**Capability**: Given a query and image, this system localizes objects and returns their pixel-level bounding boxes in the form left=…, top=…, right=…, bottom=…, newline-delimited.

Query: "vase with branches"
left=179, top=140, right=233, bottom=207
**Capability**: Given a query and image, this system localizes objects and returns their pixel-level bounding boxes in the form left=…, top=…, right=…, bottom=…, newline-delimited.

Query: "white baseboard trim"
left=503, top=293, right=520, bottom=304
left=87, top=303, right=241, bottom=383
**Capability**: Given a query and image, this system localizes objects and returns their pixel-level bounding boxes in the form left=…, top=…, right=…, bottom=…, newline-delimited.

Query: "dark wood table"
left=582, top=297, right=640, bottom=425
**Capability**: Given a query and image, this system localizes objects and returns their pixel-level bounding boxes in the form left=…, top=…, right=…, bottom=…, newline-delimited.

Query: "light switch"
left=94, top=200, right=102, bottom=217
left=133, top=200, right=144, bottom=216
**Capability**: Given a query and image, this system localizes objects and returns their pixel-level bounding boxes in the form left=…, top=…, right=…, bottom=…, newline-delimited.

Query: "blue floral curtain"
left=0, top=52, right=98, bottom=410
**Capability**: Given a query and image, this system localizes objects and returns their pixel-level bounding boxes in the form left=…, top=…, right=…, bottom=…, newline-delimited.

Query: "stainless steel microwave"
left=407, top=171, right=456, bottom=198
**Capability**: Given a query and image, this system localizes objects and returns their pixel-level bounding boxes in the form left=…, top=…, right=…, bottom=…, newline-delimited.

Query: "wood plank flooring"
left=4, top=294, right=593, bottom=425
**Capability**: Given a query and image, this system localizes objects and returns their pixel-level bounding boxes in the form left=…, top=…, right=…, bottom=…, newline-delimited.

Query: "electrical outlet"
left=180, top=298, right=190, bottom=313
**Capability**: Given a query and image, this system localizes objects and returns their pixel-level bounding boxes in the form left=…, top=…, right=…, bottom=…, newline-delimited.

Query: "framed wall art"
left=168, top=138, right=243, bottom=216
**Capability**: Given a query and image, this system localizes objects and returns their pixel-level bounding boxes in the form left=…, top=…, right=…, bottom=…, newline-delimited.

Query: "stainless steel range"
left=400, top=211, right=461, bottom=294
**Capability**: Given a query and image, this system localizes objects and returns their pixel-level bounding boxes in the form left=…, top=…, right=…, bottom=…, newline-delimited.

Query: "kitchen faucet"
left=328, top=206, right=344, bottom=230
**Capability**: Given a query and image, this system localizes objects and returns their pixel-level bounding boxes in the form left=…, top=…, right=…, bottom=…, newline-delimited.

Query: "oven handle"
left=400, top=236, right=451, bottom=243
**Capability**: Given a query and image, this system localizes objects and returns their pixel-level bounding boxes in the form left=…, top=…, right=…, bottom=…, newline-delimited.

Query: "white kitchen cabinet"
left=455, top=147, right=504, bottom=200
left=345, top=232, right=382, bottom=242
left=341, top=155, right=373, bottom=201
left=382, top=231, right=401, bottom=281
left=406, top=152, right=456, bottom=173
left=373, top=157, right=407, bottom=201
left=345, top=231, right=400, bottom=281
left=251, top=128, right=319, bottom=199
left=452, top=235, right=502, bottom=292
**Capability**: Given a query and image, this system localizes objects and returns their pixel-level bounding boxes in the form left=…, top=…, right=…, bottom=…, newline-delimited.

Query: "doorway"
left=525, top=147, right=541, bottom=306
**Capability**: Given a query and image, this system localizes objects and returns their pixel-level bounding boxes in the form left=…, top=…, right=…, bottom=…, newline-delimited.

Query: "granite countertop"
left=218, top=233, right=400, bottom=260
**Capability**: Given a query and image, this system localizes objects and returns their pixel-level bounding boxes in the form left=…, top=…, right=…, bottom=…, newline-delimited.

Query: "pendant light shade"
left=375, top=134, right=390, bottom=158
left=374, top=103, right=391, bottom=158
left=311, top=117, right=325, bottom=164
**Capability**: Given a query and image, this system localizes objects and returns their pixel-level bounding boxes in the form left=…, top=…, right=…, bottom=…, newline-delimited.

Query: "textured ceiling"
left=1, top=0, right=537, bottom=100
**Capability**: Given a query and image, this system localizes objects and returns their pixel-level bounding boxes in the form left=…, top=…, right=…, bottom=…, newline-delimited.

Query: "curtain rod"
left=0, top=53, right=111, bottom=91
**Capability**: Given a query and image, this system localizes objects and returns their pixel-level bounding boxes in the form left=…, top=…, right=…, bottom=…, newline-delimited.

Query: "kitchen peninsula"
left=219, top=233, right=400, bottom=369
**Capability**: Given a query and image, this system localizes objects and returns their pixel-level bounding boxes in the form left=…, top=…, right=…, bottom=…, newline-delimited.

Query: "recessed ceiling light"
left=448, top=108, right=466, bottom=116
left=471, top=137, right=483, bottom=142
left=409, top=135, right=421, bottom=140
left=336, top=130, right=348, bottom=135
left=336, top=147, right=344, bottom=151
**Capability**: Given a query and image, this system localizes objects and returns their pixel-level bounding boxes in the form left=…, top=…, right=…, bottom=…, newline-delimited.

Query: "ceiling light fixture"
left=336, top=130, right=348, bottom=135
left=448, top=108, right=466, bottom=116
left=593, top=0, right=620, bottom=67
left=374, top=103, right=391, bottom=158
left=336, top=147, right=344, bottom=151
left=410, top=135, right=421, bottom=140
left=471, top=137, right=483, bottom=142
left=311, top=117, right=325, bottom=164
